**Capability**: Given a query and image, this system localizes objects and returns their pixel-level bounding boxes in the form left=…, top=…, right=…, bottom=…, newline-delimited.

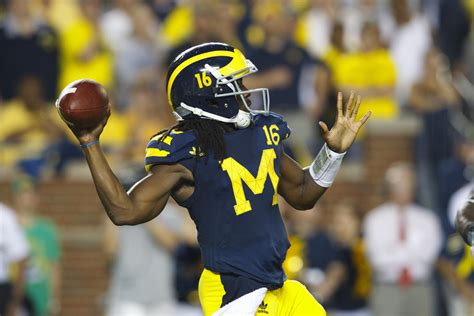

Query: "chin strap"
left=178, top=102, right=251, bottom=128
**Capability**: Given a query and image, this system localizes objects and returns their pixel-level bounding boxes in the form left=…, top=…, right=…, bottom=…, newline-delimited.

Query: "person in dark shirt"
left=241, top=1, right=330, bottom=116
left=0, top=0, right=59, bottom=102
left=306, top=201, right=371, bottom=315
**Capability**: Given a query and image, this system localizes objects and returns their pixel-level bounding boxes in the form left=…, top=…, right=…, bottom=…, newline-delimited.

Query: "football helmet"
left=166, top=42, right=269, bottom=128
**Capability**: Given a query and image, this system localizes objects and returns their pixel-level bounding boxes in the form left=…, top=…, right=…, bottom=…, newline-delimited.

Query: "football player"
left=61, top=43, right=371, bottom=315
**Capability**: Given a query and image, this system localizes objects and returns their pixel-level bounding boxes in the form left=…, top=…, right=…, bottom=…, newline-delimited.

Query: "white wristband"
left=308, top=143, right=346, bottom=188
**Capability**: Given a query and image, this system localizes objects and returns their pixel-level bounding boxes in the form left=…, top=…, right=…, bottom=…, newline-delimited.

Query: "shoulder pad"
left=145, top=129, right=197, bottom=172
left=253, top=112, right=291, bottom=140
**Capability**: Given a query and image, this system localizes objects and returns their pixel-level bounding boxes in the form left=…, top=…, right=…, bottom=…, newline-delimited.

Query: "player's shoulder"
left=252, top=111, right=286, bottom=125
left=252, top=112, right=291, bottom=140
left=145, top=128, right=197, bottom=172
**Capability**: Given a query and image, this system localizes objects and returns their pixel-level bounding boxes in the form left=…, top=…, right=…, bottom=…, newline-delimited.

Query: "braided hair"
left=156, top=119, right=234, bottom=161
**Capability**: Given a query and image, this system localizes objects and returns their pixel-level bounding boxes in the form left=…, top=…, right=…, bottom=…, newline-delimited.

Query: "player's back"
left=145, top=113, right=291, bottom=286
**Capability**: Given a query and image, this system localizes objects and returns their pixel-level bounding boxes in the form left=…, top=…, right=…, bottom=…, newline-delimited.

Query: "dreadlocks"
left=156, top=119, right=233, bottom=161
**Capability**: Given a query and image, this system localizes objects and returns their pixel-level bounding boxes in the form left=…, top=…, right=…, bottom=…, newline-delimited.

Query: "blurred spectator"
left=174, top=243, right=202, bottom=315
left=0, top=201, right=29, bottom=316
left=363, top=162, right=442, bottom=316
left=420, top=0, right=441, bottom=30
left=122, top=74, right=175, bottom=164
left=303, top=201, right=371, bottom=315
left=113, top=3, right=162, bottom=109
left=0, top=76, right=63, bottom=173
left=438, top=0, right=471, bottom=71
left=159, top=0, right=193, bottom=48
left=300, top=204, right=345, bottom=309
left=59, top=0, right=113, bottom=90
left=322, top=21, right=346, bottom=71
left=326, top=201, right=371, bottom=316
left=438, top=181, right=474, bottom=316
left=409, top=48, right=460, bottom=211
left=244, top=1, right=329, bottom=115
left=166, top=0, right=245, bottom=63
left=0, top=0, right=59, bottom=102
left=212, top=0, right=246, bottom=48
left=151, top=0, right=177, bottom=21
left=33, top=0, right=81, bottom=32
left=383, top=0, right=432, bottom=107
left=332, top=21, right=398, bottom=120
left=98, top=102, right=131, bottom=166
left=12, top=175, right=61, bottom=316
left=338, top=0, right=391, bottom=53
left=301, top=0, right=391, bottom=58
left=281, top=201, right=318, bottom=281
left=100, top=0, right=137, bottom=54
left=300, top=0, right=337, bottom=59
left=104, top=199, right=197, bottom=316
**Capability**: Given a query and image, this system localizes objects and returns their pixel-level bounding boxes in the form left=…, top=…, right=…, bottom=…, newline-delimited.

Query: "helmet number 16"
left=195, top=72, right=212, bottom=88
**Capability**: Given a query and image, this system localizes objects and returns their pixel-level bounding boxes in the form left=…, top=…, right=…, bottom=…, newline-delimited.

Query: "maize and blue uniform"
left=145, top=112, right=325, bottom=315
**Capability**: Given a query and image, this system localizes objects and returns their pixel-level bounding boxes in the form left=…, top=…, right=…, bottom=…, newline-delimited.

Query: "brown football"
left=56, top=79, right=109, bottom=128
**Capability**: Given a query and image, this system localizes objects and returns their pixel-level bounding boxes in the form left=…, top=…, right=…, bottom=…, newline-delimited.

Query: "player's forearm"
left=296, top=169, right=327, bottom=209
left=82, top=143, right=137, bottom=225
left=279, top=154, right=328, bottom=210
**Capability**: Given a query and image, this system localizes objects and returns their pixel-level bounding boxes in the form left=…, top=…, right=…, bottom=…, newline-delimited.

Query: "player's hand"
left=319, top=92, right=371, bottom=153
left=67, top=108, right=111, bottom=145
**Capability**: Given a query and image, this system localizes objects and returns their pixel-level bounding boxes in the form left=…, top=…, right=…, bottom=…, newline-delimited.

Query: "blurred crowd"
left=0, top=0, right=473, bottom=315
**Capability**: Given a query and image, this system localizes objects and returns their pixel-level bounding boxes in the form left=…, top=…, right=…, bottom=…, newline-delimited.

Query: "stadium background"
left=0, top=0, right=473, bottom=315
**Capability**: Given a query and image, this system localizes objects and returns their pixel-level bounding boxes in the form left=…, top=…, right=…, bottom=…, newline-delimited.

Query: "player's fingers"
left=336, top=92, right=343, bottom=117
left=357, top=111, right=371, bottom=127
left=345, top=91, right=354, bottom=117
left=351, top=95, right=361, bottom=119
left=318, top=121, right=329, bottom=136
left=91, top=109, right=110, bottom=134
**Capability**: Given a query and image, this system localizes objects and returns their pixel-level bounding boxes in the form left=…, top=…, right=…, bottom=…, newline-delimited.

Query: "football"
left=56, top=79, right=109, bottom=128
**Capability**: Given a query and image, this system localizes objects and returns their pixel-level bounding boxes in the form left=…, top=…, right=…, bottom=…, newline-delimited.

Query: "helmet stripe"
left=218, top=49, right=249, bottom=77
left=167, top=50, right=235, bottom=108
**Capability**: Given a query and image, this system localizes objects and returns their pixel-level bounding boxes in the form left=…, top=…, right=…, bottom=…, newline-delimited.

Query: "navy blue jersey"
left=145, top=113, right=291, bottom=286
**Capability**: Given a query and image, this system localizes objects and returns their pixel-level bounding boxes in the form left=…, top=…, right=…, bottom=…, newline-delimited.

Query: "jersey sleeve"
left=145, top=130, right=196, bottom=172
left=253, top=112, right=291, bottom=141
